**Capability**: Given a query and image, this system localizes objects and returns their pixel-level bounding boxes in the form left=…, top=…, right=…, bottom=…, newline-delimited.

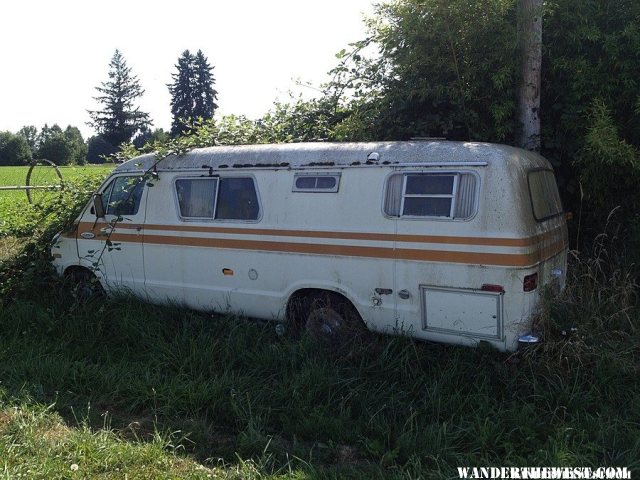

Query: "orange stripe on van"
left=77, top=222, right=566, bottom=248
left=93, top=231, right=567, bottom=268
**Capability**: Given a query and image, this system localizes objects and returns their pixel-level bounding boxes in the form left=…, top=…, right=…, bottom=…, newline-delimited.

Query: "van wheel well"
left=286, top=289, right=365, bottom=341
left=64, top=266, right=104, bottom=300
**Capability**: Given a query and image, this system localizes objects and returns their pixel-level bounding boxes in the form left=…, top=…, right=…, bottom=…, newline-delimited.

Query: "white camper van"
left=51, top=141, right=568, bottom=352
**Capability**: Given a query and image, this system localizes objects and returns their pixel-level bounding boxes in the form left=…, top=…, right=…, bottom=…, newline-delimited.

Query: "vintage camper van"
left=51, top=141, right=568, bottom=352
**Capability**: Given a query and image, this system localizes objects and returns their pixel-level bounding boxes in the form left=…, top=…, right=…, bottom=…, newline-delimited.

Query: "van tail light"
left=481, top=284, right=504, bottom=293
left=523, top=273, right=538, bottom=292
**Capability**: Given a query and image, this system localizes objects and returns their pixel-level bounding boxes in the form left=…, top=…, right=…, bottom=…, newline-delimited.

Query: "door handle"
left=99, top=226, right=114, bottom=236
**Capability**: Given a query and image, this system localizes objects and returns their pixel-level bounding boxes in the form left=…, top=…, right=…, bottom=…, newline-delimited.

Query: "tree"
left=169, top=49, right=218, bottom=136
left=193, top=50, right=218, bottom=120
left=17, top=125, right=39, bottom=155
left=169, top=50, right=196, bottom=136
left=0, top=131, right=32, bottom=166
left=87, top=135, right=117, bottom=164
left=133, top=127, right=169, bottom=149
left=37, top=124, right=87, bottom=165
left=325, top=0, right=519, bottom=142
left=88, top=50, right=151, bottom=146
left=516, top=0, right=542, bottom=151
left=63, top=126, right=88, bottom=165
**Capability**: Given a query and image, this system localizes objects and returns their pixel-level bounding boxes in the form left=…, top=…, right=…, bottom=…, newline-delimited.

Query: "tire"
left=304, top=292, right=363, bottom=344
left=68, top=269, right=104, bottom=301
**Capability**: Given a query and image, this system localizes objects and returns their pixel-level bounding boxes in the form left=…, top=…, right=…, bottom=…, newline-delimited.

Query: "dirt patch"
left=39, top=422, right=72, bottom=442
left=0, top=236, right=22, bottom=262
left=0, top=409, right=14, bottom=428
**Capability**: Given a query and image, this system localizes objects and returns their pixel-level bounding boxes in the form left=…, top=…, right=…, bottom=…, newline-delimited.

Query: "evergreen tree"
left=88, top=50, right=151, bottom=146
left=169, top=49, right=218, bottom=136
left=193, top=50, right=218, bottom=120
left=169, top=50, right=196, bottom=136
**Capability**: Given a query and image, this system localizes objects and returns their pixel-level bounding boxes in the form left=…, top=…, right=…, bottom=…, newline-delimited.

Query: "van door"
left=141, top=175, right=262, bottom=311
left=76, top=175, right=146, bottom=294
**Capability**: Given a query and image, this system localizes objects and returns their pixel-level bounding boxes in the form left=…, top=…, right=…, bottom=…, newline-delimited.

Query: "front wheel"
left=68, top=269, right=104, bottom=301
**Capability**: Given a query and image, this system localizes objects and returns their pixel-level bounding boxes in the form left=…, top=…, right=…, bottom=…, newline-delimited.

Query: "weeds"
left=529, top=223, right=640, bottom=375
left=0, top=275, right=638, bottom=477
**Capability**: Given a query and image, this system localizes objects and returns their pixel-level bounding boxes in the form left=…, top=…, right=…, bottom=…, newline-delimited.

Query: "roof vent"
left=367, top=152, right=380, bottom=162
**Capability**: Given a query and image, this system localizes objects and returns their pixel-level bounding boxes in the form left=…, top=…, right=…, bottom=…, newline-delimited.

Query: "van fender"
left=283, top=281, right=366, bottom=324
left=63, top=260, right=108, bottom=291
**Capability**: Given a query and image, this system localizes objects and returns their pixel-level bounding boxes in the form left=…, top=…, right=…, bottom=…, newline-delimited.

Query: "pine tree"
left=169, top=49, right=218, bottom=136
left=193, top=50, right=218, bottom=120
left=88, top=50, right=151, bottom=146
left=168, top=50, right=196, bottom=137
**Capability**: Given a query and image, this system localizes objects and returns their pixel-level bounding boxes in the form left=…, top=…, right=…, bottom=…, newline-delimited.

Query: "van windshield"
left=527, top=169, right=563, bottom=221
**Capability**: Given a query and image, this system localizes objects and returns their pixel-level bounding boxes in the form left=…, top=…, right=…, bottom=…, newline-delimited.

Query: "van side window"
left=527, top=169, right=563, bottom=221
left=384, top=172, right=477, bottom=220
left=176, top=178, right=217, bottom=218
left=216, top=177, right=260, bottom=220
left=102, top=176, right=145, bottom=216
left=175, top=177, right=259, bottom=221
left=293, top=173, right=340, bottom=192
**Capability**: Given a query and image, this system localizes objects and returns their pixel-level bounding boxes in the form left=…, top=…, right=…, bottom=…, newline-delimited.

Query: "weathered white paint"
left=52, top=141, right=568, bottom=352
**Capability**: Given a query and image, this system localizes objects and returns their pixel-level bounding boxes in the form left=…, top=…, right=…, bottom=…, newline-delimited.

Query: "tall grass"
left=533, top=224, right=640, bottom=373
left=0, top=250, right=638, bottom=476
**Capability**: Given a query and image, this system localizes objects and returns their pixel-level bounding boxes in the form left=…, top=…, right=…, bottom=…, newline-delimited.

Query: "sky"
left=0, top=0, right=376, bottom=140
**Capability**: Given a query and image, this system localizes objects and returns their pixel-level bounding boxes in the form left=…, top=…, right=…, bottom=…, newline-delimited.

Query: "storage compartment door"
left=421, top=286, right=502, bottom=340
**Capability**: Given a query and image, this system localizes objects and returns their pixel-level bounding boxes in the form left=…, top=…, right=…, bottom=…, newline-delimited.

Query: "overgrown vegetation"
left=0, top=246, right=638, bottom=477
left=0, top=165, right=111, bottom=237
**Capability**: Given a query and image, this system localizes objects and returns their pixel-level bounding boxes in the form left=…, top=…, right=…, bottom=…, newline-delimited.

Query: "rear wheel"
left=304, top=292, right=364, bottom=344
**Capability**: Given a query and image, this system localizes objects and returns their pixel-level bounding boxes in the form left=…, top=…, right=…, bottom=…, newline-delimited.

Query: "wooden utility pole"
left=517, top=0, right=542, bottom=152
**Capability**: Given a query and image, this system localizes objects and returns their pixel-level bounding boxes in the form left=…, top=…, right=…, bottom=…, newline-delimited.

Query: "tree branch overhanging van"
left=51, top=141, right=568, bottom=352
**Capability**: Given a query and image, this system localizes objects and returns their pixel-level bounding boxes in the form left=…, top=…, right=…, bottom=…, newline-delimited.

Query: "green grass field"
left=0, top=165, right=113, bottom=237
left=0, top=163, right=638, bottom=478
left=0, top=164, right=113, bottom=201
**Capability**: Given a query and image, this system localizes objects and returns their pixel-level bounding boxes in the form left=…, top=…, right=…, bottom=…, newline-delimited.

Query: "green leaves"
left=87, top=50, right=151, bottom=147
left=0, top=168, right=107, bottom=239
left=576, top=99, right=640, bottom=219
left=169, top=50, right=218, bottom=137
left=0, top=131, right=32, bottom=166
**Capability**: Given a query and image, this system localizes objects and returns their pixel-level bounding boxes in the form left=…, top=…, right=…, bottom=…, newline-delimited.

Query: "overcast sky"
left=0, top=0, right=375, bottom=139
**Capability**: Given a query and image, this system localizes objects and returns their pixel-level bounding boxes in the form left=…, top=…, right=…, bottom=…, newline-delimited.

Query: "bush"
left=576, top=100, right=640, bottom=221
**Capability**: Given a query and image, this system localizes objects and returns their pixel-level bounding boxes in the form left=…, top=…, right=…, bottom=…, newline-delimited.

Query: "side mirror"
left=92, top=193, right=105, bottom=218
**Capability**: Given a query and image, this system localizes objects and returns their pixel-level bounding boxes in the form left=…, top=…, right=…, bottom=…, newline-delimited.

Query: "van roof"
left=114, top=141, right=547, bottom=173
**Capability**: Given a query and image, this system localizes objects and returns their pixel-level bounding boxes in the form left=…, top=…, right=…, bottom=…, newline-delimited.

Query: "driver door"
left=76, top=175, right=147, bottom=295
